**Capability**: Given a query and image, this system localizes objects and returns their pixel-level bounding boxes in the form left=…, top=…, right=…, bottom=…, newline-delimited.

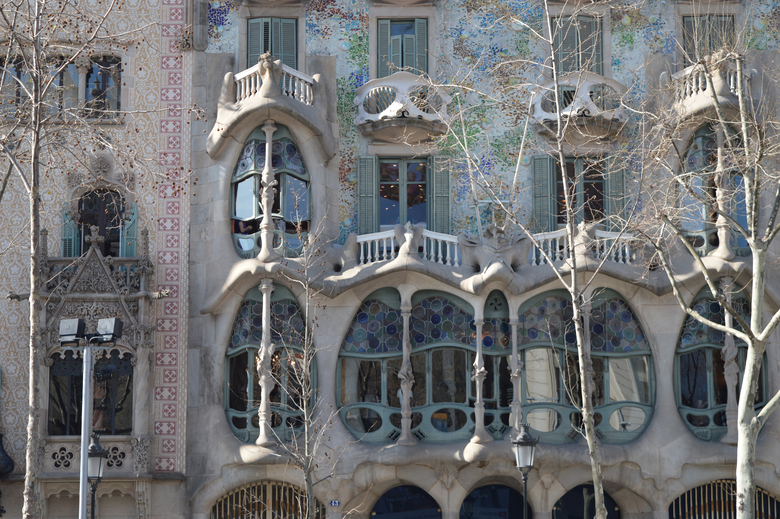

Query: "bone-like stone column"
left=397, top=308, right=417, bottom=446
left=509, top=319, right=523, bottom=439
left=714, top=127, right=736, bottom=260
left=720, top=277, right=740, bottom=445
left=256, top=278, right=277, bottom=446
left=470, top=320, right=493, bottom=443
left=257, top=120, right=280, bottom=263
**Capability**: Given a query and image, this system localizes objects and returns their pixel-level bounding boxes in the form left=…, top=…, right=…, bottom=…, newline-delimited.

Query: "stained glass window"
left=408, top=295, right=475, bottom=347
left=343, top=299, right=403, bottom=354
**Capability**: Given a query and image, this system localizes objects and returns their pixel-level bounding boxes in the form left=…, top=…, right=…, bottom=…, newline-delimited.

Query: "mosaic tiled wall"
left=205, top=0, right=780, bottom=244
left=0, top=0, right=190, bottom=476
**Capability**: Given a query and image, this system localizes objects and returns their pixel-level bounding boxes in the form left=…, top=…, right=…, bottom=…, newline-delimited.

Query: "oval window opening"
left=687, top=414, right=710, bottom=427
left=526, top=409, right=561, bottom=432
left=431, top=408, right=467, bottom=432
left=609, top=406, right=646, bottom=432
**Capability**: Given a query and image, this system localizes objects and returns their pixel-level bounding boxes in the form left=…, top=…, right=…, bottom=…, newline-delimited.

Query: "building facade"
left=2, top=0, right=780, bottom=518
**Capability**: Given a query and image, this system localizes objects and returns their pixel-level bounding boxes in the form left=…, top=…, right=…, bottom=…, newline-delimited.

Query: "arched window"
left=48, top=349, right=134, bottom=436
left=681, top=124, right=748, bottom=256
left=669, top=480, right=780, bottom=518
left=225, top=285, right=311, bottom=443
left=553, top=484, right=620, bottom=519
left=675, top=287, right=767, bottom=441
left=211, top=481, right=325, bottom=519
left=518, top=290, right=654, bottom=444
left=372, top=485, right=441, bottom=518
left=231, top=124, right=310, bottom=258
left=62, top=189, right=138, bottom=258
left=460, top=484, right=532, bottom=519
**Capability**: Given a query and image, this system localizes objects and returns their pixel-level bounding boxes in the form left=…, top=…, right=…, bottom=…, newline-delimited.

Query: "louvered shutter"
left=390, top=35, right=402, bottom=74
left=122, top=202, right=137, bottom=257
left=682, top=16, right=698, bottom=62
left=358, top=156, right=378, bottom=234
left=532, top=155, right=556, bottom=232
left=247, top=18, right=267, bottom=67
left=415, top=19, right=428, bottom=74
left=711, top=15, right=735, bottom=52
left=580, top=16, right=602, bottom=75
left=403, top=34, right=416, bottom=72
left=555, top=16, right=578, bottom=73
left=277, top=19, right=297, bottom=69
left=378, top=20, right=392, bottom=78
left=62, top=203, right=80, bottom=257
left=429, top=156, right=451, bottom=234
left=605, top=159, right=625, bottom=230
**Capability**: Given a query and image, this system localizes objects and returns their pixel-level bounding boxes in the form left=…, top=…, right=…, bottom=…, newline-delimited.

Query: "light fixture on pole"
left=59, top=317, right=123, bottom=519
left=512, top=423, right=538, bottom=519
left=87, top=433, right=107, bottom=519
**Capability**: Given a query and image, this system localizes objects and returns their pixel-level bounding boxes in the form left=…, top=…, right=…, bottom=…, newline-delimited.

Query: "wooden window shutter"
left=121, top=202, right=137, bottom=257
left=555, top=16, right=578, bottom=74
left=682, top=16, right=698, bottom=62
left=277, top=19, right=297, bottom=70
left=378, top=20, right=392, bottom=78
left=403, top=34, right=416, bottom=72
left=532, top=155, right=556, bottom=232
left=357, top=156, right=379, bottom=234
left=605, top=158, right=625, bottom=230
left=390, top=35, right=403, bottom=74
left=415, top=19, right=428, bottom=74
left=429, top=156, right=451, bottom=234
left=580, top=16, right=602, bottom=75
left=62, top=203, right=80, bottom=257
left=247, top=18, right=267, bottom=67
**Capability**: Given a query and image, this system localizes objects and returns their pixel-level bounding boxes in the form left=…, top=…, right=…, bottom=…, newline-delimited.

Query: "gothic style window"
left=224, top=285, right=310, bottom=443
left=48, top=349, right=134, bottom=436
left=62, top=189, right=137, bottom=258
left=231, top=124, right=310, bottom=258
left=675, top=287, right=767, bottom=442
left=85, top=56, right=121, bottom=115
left=518, top=290, right=653, bottom=444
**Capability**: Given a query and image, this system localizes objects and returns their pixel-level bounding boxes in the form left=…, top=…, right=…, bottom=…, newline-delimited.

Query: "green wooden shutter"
left=247, top=18, right=267, bottom=67
left=390, top=35, right=402, bottom=74
left=358, top=156, right=378, bottom=234
left=532, top=155, right=556, bottom=232
left=555, top=16, right=578, bottom=73
left=122, top=202, right=137, bottom=257
left=403, top=34, right=416, bottom=72
left=429, top=156, right=451, bottom=234
left=605, top=159, right=625, bottom=230
left=62, top=203, right=80, bottom=257
left=580, top=16, right=602, bottom=75
left=415, top=19, right=428, bottom=74
left=378, top=20, right=392, bottom=78
left=277, top=19, right=297, bottom=69
left=682, top=16, right=698, bottom=61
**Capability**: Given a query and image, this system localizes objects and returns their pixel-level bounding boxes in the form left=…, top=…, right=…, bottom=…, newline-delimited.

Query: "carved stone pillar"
left=714, top=127, right=736, bottom=260
left=720, top=277, right=740, bottom=444
left=133, top=345, right=152, bottom=436
left=397, top=308, right=417, bottom=446
left=257, top=121, right=280, bottom=263
left=470, top=320, right=492, bottom=443
left=74, top=55, right=91, bottom=106
left=256, top=279, right=277, bottom=446
left=509, top=319, right=523, bottom=439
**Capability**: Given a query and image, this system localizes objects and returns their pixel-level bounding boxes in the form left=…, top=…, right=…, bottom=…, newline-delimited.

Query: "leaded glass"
left=228, top=298, right=304, bottom=350
left=343, top=299, right=404, bottom=353
left=409, top=296, right=475, bottom=347
left=590, top=297, right=647, bottom=352
left=518, top=296, right=575, bottom=346
left=482, top=318, right=511, bottom=351
left=679, top=295, right=750, bottom=349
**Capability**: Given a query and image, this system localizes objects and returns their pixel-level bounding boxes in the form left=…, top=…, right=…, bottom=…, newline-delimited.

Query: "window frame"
left=551, top=14, right=603, bottom=76
left=246, top=17, right=298, bottom=70
left=544, top=5, right=611, bottom=79
left=368, top=6, right=436, bottom=80
left=377, top=18, right=428, bottom=78
left=239, top=6, right=305, bottom=72
left=63, top=189, right=137, bottom=258
left=674, top=3, right=741, bottom=72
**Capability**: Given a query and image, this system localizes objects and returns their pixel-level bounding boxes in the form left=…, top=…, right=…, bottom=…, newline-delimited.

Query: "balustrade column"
left=720, top=277, right=740, bottom=445
left=397, top=308, right=417, bottom=446
left=509, top=319, right=523, bottom=439
left=714, top=127, right=736, bottom=259
left=470, top=320, right=493, bottom=443
left=258, top=120, right=280, bottom=262
left=256, top=278, right=277, bottom=446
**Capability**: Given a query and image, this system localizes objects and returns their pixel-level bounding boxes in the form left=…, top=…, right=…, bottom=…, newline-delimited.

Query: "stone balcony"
left=532, top=71, right=628, bottom=141
left=353, top=71, right=451, bottom=144
left=661, top=53, right=752, bottom=120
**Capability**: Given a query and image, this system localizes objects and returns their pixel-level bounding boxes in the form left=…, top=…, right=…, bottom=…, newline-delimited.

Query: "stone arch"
left=668, top=480, right=780, bottom=518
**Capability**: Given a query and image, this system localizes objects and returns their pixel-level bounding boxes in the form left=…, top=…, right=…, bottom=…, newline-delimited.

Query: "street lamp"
left=58, top=317, right=123, bottom=519
left=512, top=423, right=538, bottom=519
left=87, top=433, right=107, bottom=519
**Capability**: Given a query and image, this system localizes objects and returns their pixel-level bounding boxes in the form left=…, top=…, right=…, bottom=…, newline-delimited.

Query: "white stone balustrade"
left=528, top=229, right=570, bottom=266
left=355, top=228, right=462, bottom=267
left=420, top=230, right=461, bottom=266
left=532, top=71, right=628, bottom=124
left=234, top=63, right=315, bottom=106
left=353, top=71, right=451, bottom=125
left=593, top=229, right=636, bottom=264
left=356, top=230, right=398, bottom=265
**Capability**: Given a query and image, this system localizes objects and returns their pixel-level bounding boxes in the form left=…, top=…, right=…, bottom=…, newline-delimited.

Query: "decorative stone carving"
left=104, top=444, right=128, bottom=469
left=91, top=156, right=112, bottom=180
left=257, top=53, right=283, bottom=98
left=130, top=437, right=150, bottom=474
left=136, top=480, right=151, bottom=519
left=431, top=461, right=459, bottom=490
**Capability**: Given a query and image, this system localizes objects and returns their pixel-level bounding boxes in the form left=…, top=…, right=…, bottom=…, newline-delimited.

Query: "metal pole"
left=78, top=340, right=94, bottom=519
left=90, top=481, right=97, bottom=519
left=522, top=470, right=528, bottom=519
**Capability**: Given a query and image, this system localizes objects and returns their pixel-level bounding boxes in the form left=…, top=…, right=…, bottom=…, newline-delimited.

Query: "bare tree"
left=629, top=11, right=780, bottom=517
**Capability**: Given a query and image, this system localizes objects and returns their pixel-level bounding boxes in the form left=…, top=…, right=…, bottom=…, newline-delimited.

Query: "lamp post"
left=512, top=423, right=538, bottom=519
left=58, top=318, right=123, bottom=519
left=87, top=433, right=107, bottom=519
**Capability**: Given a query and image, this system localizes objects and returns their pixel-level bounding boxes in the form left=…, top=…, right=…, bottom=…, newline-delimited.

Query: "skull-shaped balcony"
left=353, top=72, right=451, bottom=144
left=532, top=71, right=628, bottom=142
left=661, top=52, right=752, bottom=121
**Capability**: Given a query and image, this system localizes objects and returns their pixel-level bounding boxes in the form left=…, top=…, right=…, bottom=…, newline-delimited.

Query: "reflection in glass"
left=432, top=349, right=467, bottom=403
left=609, top=406, right=646, bottom=432
left=526, top=408, right=560, bottom=432
left=431, top=408, right=467, bottom=432
left=234, top=178, right=255, bottom=219
left=608, top=357, right=650, bottom=403
left=525, top=348, right=558, bottom=402
left=680, top=349, right=708, bottom=409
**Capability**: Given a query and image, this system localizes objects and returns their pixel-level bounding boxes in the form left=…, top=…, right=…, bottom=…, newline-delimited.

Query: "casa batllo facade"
left=3, top=0, right=780, bottom=518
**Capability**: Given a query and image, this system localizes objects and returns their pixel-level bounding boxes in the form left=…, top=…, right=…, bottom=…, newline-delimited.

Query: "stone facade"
left=2, top=0, right=780, bottom=518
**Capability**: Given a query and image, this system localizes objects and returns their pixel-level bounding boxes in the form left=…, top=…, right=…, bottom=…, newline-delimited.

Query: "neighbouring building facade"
left=2, top=0, right=780, bottom=518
